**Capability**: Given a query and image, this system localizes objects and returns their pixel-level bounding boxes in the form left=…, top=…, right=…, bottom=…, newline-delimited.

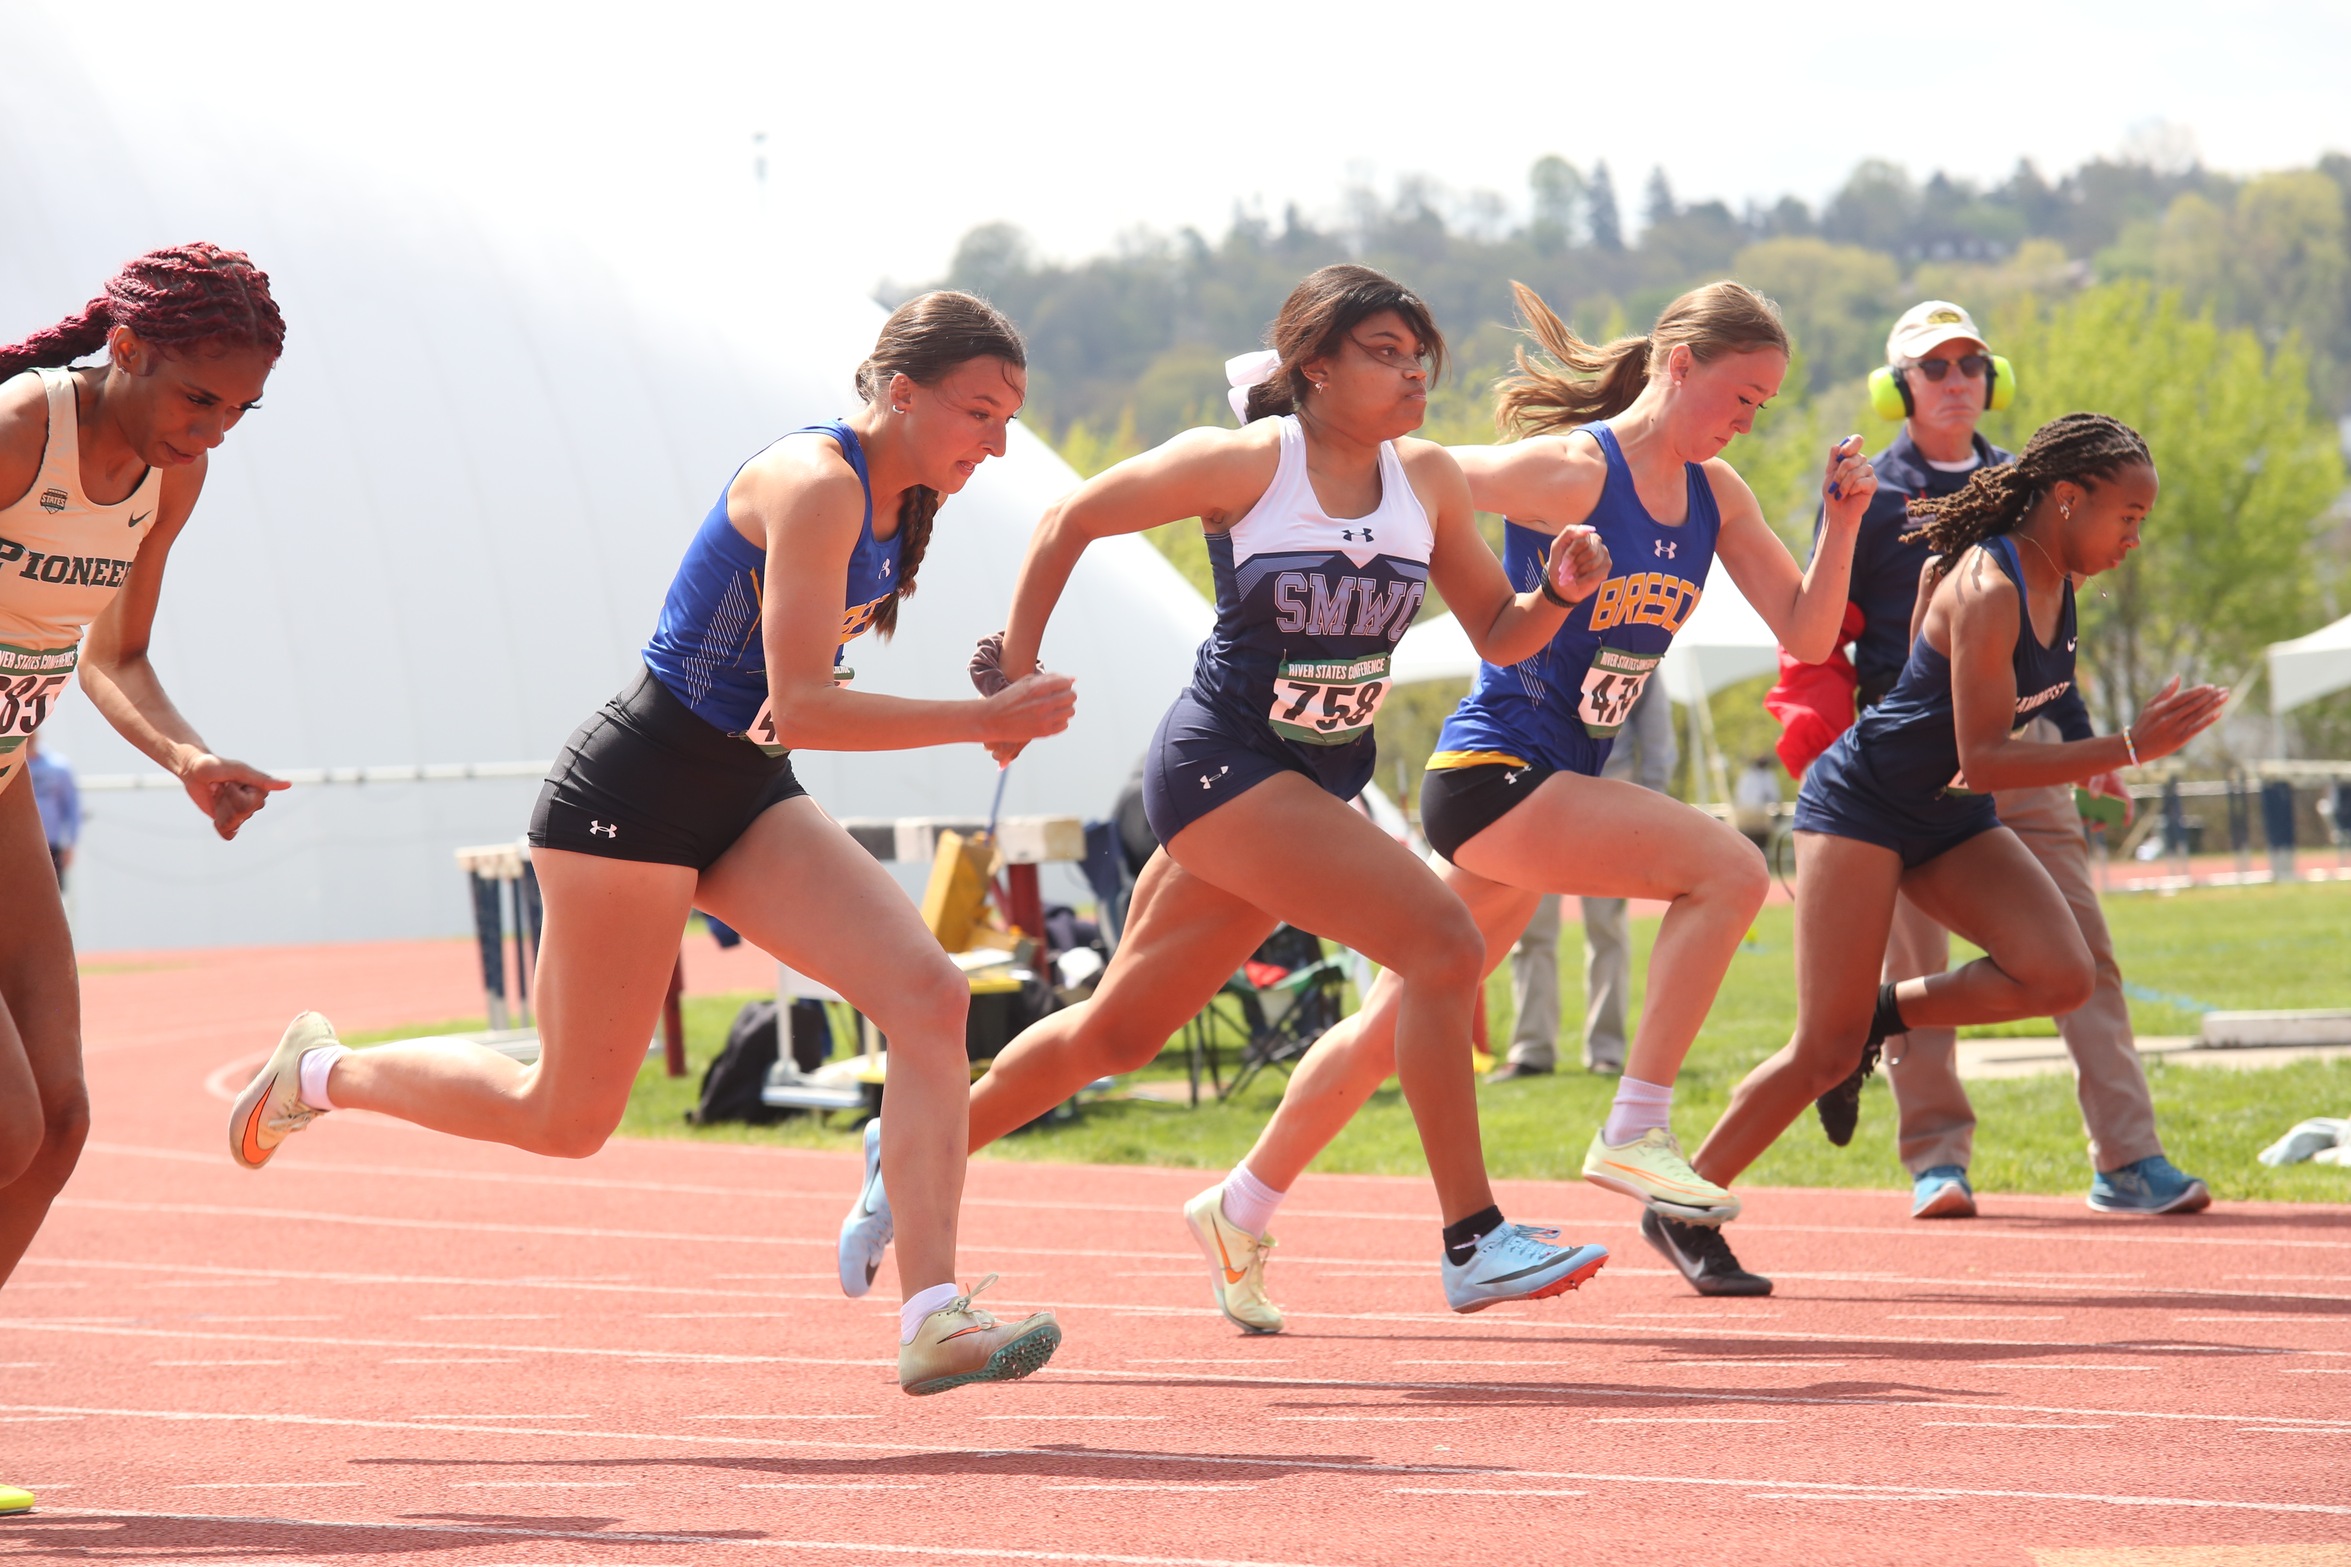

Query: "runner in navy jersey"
left=232, top=294, right=1081, bottom=1396
left=1680, top=414, right=2226, bottom=1290
left=1194, top=280, right=1878, bottom=1313
left=838, top=265, right=1623, bottom=1319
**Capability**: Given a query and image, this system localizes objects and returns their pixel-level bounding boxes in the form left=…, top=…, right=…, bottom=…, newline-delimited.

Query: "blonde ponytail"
left=1495, top=278, right=1789, bottom=438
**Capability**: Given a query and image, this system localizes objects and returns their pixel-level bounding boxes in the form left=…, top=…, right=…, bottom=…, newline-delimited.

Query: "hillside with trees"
left=905, top=151, right=2351, bottom=776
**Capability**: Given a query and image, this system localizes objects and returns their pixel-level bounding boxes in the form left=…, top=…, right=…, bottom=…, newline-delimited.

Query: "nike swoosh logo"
left=1598, top=1157, right=1714, bottom=1197
left=1471, top=1253, right=1586, bottom=1285
left=938, top=1323, right=994, bottom=1343
left=238, top=1090, right=272, bottom=1166
left=1213, top=1229, right=1247, bottom=1286
left=129, top=511, right=150, bottom=528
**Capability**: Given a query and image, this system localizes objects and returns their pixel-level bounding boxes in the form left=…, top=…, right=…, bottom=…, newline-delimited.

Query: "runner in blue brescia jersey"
left=838, top=264, right=1622, bottom=1323
left=1684, top=413, right=2226, bottom=1289
left=234, top=294, right=1081, bottom=1397
left=1202, top=280, right=1877, bottom=1313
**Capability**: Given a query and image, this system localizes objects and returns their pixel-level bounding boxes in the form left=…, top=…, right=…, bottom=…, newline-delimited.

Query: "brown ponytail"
left=1242, top=264, right=1446, bottom=423
left=1496, top=279, right=1788, bottom=437
left=852, top=290, right=1025, bottom=638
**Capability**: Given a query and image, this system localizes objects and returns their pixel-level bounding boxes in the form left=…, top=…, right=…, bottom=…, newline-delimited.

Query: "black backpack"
left=689, top=999, right=782, bottom=1125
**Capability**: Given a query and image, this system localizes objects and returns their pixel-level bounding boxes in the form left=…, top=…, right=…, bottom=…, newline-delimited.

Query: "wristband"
left=2121, top=726, right=2139, bottom=768
left=1538, top=573, right=1573, bottom=609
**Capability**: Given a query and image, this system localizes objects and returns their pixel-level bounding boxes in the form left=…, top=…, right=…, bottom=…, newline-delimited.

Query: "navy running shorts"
left=1140, top=688, right=1377, bottom=845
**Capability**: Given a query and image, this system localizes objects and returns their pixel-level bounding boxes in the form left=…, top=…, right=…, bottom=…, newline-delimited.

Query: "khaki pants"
left=1506, top=893, right=1563, bottom=1068
left=1882, top=776, right=2164, bottom=1176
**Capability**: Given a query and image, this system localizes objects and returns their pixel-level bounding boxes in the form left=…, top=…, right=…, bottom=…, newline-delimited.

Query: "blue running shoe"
left=2088, top=1155, right=2210, bottom=1215
left=837, top=1117, right=893, bottom=1297
left=1441, top=1223, right=1607, bottom=1314
left=1911, top=1165, right=1976, bottom=1219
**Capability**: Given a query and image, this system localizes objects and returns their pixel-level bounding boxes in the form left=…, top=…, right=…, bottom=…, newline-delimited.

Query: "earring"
left=2059, top=504, right=2071, bottom=519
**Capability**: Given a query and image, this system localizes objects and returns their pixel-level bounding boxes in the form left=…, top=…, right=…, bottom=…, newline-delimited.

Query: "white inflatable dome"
left=1, top=11, right=1210, bottom=950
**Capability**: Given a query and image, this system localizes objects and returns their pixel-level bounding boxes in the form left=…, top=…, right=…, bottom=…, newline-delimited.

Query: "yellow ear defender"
left=1869, top=355, right=2016, bottom=419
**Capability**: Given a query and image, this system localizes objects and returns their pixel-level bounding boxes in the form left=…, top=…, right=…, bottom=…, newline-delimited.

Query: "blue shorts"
left=1793, top=755, right=1999, bottom=870
left=1141, top=688, right=1377, bottom=844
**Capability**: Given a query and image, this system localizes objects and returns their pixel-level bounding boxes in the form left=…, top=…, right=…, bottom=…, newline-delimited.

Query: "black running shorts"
left=1418, top=759, right=1555, bottom=864
left=527, top=665, right=808, bottom=869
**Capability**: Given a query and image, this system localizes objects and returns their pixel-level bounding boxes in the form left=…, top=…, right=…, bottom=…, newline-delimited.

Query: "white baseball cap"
left=1887, top=300, right=1989, bottom=364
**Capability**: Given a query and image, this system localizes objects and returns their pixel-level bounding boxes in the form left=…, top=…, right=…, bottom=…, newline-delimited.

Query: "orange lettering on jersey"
left=1665, top=578, right=1702, bottom=632
left=1589, top=576, right=1627, bottom=632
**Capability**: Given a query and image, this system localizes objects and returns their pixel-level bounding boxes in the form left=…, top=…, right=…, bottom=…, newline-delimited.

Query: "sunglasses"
left=1912, top=353, right=1990, bottom=382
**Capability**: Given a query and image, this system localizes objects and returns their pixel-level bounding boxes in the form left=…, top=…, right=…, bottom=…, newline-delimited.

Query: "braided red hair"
left=0, top=242, right=285, bottom=381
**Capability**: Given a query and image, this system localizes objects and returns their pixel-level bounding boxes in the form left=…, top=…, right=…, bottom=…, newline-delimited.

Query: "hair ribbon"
left=1225, top=349, right=1282, bottom=421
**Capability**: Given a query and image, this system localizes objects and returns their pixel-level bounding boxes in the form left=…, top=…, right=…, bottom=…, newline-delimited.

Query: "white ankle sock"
left=1602, top=1075, right=1674, bottom=1145
left=297, top=1045, right=351, bottom=1112
left=1218, top=1162, right=1286, bottom=1237
left=899, top=1282, right=961, bottom=1345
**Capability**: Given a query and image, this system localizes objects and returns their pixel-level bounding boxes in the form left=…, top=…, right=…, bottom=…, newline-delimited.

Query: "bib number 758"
left=1269, top=653, right=1390, bottom=746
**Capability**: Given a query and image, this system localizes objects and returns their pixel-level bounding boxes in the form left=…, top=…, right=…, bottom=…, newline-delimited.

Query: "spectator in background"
left=26, top=733, right=78, bottom=888
left=1733, top=754, right=1781, bottom=850
left=1492, top=676, right=1676, bottom=1079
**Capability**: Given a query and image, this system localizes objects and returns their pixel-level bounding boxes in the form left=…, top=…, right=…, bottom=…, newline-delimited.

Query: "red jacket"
left=1764, top=602, right=1867, bottom=776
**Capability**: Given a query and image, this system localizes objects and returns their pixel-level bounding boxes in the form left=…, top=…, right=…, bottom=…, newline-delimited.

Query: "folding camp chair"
left=1182, top=925, right=1351, bottom=1104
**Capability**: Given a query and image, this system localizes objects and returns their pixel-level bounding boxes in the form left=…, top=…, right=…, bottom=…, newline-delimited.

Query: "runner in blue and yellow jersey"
left=839, top=264, right=1626, bottom=1324
left=1200, top=280, right=1878, bottom=1312
left=233, top=293, right=1080, bottom=1397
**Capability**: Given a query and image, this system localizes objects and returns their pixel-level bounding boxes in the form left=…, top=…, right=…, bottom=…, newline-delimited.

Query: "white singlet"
left=0, top=368, right=161, bottom=796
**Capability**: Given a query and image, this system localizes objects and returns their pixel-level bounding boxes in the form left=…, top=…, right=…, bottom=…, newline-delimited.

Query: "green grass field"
left=368, top=880, right=2351, bottom=1204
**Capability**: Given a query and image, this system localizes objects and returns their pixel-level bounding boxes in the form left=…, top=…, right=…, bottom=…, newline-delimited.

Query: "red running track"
left=6, top=941, right=2351, bottom=1566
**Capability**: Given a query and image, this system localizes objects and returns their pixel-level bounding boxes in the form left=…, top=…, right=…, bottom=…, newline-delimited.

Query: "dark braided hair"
left=1902, top=412, right=2152, bottom=576
left=0, top=243, right=285, bottom=382
left=851, top=290, right=1024, bottom=638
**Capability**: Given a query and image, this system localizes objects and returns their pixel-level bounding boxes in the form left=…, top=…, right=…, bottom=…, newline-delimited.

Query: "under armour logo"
left=589, top=821, right=618, bottom=839
left=1505, top=769, right=1527, bottom=786
left=1341, top=526, right=1375, bottom=543
left=1655, top=540, right=1677, bottom=558
left=128, top=510, right=150, bottom=529
left=1199, top=766, right=1229, bottom=790
left=2066, top=638, right=2078, bottom=653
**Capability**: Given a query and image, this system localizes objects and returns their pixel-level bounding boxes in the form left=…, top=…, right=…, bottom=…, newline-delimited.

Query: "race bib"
left=741, top=666, right=855, bottom=758
left=0, top=643, right=78, bottom=787
left=1578, top=647, right=1658, bottom=739
left=1269, top=653, right=1389, bottom=746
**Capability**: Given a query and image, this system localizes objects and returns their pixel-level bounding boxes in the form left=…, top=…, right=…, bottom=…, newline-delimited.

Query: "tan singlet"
left=0, top=367, right=161, bottom=795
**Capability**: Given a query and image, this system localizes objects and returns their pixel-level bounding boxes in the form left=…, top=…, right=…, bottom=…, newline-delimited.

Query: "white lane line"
left=1653, top=1361, right=1847, bottom=1369
left=977, top=1415, right=1168, bottom=1422
left=1042, top=1485, right=1253, bottom=1493
left=1890, top=1315, right=2065, bottom=1321
left=0, top=1415, right=81, bottom=1422
left=412, top=1414, right=591, bottom=1420
left=1615, top=1312, right=1781, bottom=1319
left=26, top=1421, right=2351, bottom=1519
left=45, top=1508, right=1330, bottom=1567
left=383, top=1358, right=519, bottom=1365
left=1394, top=1488, right=1587, bottom=1498
left=1923, top=1422, right=2112, bottom=1430
left=1271, top=1416, right=1464, bottom=1423
left=712, top=1274, right=839, bottom=1281
left=174, top=1482, right=363, bottom=1490
left=1976, top=1365, right=2153, bottom=1373
left=191, top=1316, right=340, bottom=1323
left=1747, top=1493, right=1950, bottom=1503
left=455, top=1482, right=631, bottom=1489
left=1590, top=1417, right=1784, bottom=1425
left=2177, top=1316, right=2350, bottom=1323
left=152, top=1359, right=293, bottom=1367
left=81, top=1142, right=2351, bottom=1252
left=691, top=1415, right=878, bottom=1421
left=739, top=1482, right=923, bottom=1490
left=416, top=1314, right=554, bottom=1322
left=2282, top=1368, right=2351, bottom=1374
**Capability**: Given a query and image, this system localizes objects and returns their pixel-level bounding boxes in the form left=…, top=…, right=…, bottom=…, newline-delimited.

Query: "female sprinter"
left=0, top=245, right=290, bottom=1513
left=839, top=264, right=1617, bottom=1316
left=231, top=293, right=1081, bottom=1396
left=1677, top=413, right=2225, bottom=1289
left=1180, top=280, right=1875, bottom=1327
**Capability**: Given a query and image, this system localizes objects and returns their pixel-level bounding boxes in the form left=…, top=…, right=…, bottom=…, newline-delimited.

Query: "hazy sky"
left=35, top=0, right=2351, bottom=298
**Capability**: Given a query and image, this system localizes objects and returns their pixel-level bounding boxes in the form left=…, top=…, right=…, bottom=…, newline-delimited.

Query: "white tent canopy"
left=3, top=10, right=1211, bottom=949
left=1389, top=565, right=1781, bottom=703
left=2268, top=612, right=2351, bottom=714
